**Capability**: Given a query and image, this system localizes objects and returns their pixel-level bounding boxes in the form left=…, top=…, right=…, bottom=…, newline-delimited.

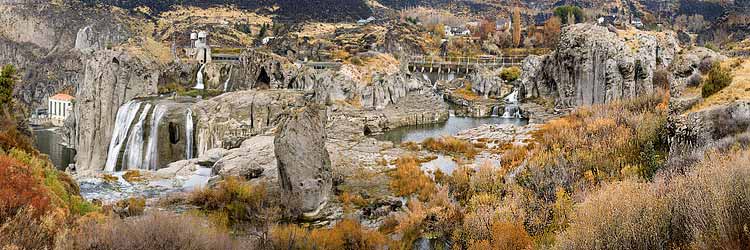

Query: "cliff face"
left=74, top=50, right=158, bottom=172
left=521, top=24, right=678, bottom=108
left=0, top=2, right=131, bottom=108
left=191, top=90, right=307, bottom=156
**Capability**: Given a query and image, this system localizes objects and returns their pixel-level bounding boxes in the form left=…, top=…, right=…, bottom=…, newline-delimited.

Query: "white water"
left=144, top=104, right=168, bottom=170
left=502, top=89, right=523, bottom=119
left=104, top=101, right=142, bottom=172
left=223, top=65, right=233, bottom=92
left=185, top=108, right=195, bottom=159
left=194, top=64, right=206, bottom=90
left=123, top=103, right=153, bottom=170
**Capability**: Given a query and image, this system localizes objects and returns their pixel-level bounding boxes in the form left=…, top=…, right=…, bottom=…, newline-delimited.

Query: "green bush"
left=701, top=62, right=733, bottom=98
left=500, top=66, right=522, bottom=82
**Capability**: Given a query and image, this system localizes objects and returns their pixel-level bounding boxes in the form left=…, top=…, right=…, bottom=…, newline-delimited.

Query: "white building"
left=48, top=93, right=74, bottom=126
left=186, top=31, right=212, bottom=63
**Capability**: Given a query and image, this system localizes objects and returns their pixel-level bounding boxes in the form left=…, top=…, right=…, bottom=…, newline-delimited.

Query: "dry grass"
left=59, top=212, right=238, bottom=250
left=269, top=219, right=388, bottom=250
left=388, top=156, right=436, bottom=201
left=556, top=148, right=750, bottom=249
left=453, top=83, right=482, bottom=101
left=190, top=177, right=278, bottom=227
left=517, top=92, right=670, bottom=201
left=422, top=136, right=479, bottom=159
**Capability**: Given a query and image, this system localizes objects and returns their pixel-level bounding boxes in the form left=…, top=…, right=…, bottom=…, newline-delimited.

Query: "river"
left=32, top=127, right=75, bottom=170
left=372, top=116, right=528, bottom=144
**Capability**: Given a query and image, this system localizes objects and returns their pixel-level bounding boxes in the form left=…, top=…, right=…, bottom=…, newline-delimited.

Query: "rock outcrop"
left=274, top=104, right=332, bottom=218
left=74, top=50, right=158, bottom=172
left=520, top=24, right=677, bottom=107
left=670, top=101, right=750, bottom=154
left=212, top=136, right=277, bottom=182
left=0, top=2, right=131, bottom=108
left=192, top=89, right=307, bottom=155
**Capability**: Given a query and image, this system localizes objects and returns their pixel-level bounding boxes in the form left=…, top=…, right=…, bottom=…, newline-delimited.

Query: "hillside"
left=80, top=0, right=373, bottom=22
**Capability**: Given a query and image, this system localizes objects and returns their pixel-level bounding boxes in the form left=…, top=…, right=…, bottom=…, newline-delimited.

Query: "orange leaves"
left=270, top=219, right=388, bottom=250
left=388, top=156, right=436, bottom=201
left=0, top=155, right=51, bottom=220
left=422, top=136, right=479, bottom=159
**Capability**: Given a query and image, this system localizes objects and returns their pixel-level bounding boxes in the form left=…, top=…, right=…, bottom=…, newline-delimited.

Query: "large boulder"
left=274, top=104, right=332, bottom=218
left=74, top=50, right=158, bottom=172
left=212, top=136, right=277, bottom=183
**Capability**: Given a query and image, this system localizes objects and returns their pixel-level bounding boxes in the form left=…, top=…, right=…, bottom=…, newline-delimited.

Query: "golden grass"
left=388, top=156, right=436, bottom=201
left=422, top=136, right=479, bottom=159
left=454, top=83, right=481, bottom=101
left=691, top=58, right=750, bottom=112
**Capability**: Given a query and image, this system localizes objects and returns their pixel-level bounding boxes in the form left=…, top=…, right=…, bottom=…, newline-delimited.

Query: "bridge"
left=202, top=48, right=528, bottom=74
left=406, top=55, right=526, bottom=74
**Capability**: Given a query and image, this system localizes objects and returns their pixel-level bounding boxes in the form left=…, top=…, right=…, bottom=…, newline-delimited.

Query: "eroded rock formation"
left=520, top=24, right=678, bottom=108
left=274, top=104, right=332, bottom=218
left=192, top=89, right=307, bottom=155
left=74, top=50, right=158, bottom=172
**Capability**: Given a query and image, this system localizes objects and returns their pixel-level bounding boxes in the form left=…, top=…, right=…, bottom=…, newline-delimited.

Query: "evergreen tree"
left=0, top=64, right=16, bottom=109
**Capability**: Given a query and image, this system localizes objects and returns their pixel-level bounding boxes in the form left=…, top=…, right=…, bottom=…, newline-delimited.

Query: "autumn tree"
left=543, top=16, right=562, bottom=47
left=478, top=19, right=496, bottom=40
left=512, top=7, right=521, bottom=48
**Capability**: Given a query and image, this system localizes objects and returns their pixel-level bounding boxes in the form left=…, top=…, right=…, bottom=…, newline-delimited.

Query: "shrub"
left=555, top=181, right=671, bottom=249
left=190, top=177, right=277, bottom=226
left=0, top=208, right=66, bottom=250
left=388, top=156, right=436, bottom=201
left=556, top=149, right=750, bottom=249
left=500, top=66, right=522, bottom=82
left=0, top=155, right=52, bottom=220
left=701, top=62, right=734, bottom=98
left=0, top=65, right=16, bottom=108
left=59, top=212, right=238, bottom=250
left=270, top=219, right=388, bottom=250
left=350, top=56, right=364, bottom=66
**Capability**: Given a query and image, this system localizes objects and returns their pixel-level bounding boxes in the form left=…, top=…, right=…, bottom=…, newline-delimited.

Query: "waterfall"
left=185, top=108, right=195, bottom=159
left=122, top=104, right=153, bottom=170
left=504, top=89, right=518, bottom=103
left=501, top=89, right=524, bottom=119
left=144, top=104, right=168, bottom=170
left=223, top=65, right=233, bottom=92
left=501, top=104, right=523, bottom=118
left=491, top=106, right=502, bottom=117
left=194, top=64, right=206, bottom=90
left=104, top=101, right=142, bottom=172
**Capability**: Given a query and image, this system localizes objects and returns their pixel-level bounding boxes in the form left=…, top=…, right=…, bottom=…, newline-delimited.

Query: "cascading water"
left=502, top=89, right=524, bottom=119
left=144, top=104, right=167, bottom=170
left=185, top=109, right=195, bottom=159
left=104, top=101, right=142, bottom=172
left=123, top=104, right=153, bottom=170
left=194, top=64, right=206, bottom=90
left=223, top=65, right=233, bottom=92
left=105, top=97, right=199, bottom=172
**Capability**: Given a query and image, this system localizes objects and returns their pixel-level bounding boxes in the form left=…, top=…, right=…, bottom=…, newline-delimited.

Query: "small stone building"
left=48, top=93, right=74, bottom=126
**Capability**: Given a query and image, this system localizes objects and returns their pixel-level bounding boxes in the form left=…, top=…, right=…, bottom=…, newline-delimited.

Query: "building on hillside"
left=185, top=31, right=212, bottom=63
left=357, top=17, right=376, bottom=25
left=496, top=18, right=511, bottom=32
left=48, top=93, right=74, bottom=126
